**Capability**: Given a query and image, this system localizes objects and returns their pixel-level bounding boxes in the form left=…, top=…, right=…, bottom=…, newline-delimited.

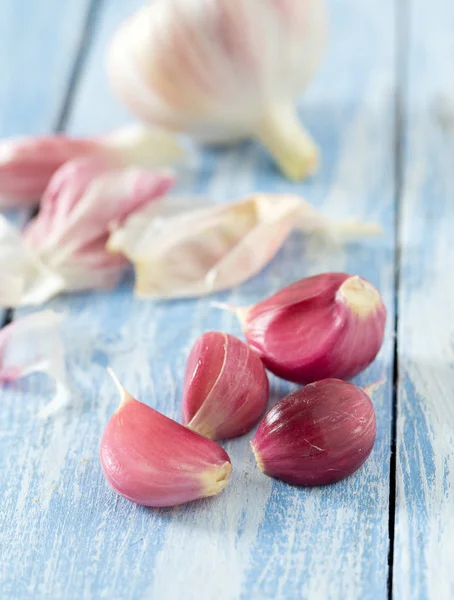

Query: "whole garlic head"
left=108, top=0, right=328, bottom=180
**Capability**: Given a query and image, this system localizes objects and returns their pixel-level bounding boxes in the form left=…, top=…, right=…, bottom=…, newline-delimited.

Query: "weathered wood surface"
left=394, top=1, right=454, bottom=599
left=4, top=0, right=444, bottom=598
left=0, top=0, right=94, bottom=324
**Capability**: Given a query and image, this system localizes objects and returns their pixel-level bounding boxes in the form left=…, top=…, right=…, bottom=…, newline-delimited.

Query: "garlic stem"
left=256, top=105, right=319, bottom=180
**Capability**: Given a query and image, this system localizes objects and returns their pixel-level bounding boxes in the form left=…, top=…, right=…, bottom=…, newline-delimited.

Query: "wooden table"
left=0, top=1, right=452, bottom=598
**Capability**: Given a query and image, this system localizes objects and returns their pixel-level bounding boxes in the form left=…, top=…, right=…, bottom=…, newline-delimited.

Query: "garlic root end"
left=250, top=441, right=265, bottom=473
left=201, top=461, right=232, bottom=497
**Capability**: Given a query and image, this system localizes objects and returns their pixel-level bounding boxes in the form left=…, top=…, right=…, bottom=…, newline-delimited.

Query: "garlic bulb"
left=108, top=0, right=327, bottom=180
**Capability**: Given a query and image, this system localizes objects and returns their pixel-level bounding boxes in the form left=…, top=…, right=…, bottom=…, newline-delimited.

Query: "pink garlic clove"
left=240, top=272, right=386, bottom=384
left=182, top=332, right=269, bottom=441
left=251, top=378, right=377, bottom=486
left=100, top=371, right=232, bottom=507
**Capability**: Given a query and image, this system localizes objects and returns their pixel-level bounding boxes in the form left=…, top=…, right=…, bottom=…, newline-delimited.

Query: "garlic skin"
left=0, top=136, right=99, bottom=208
left=241, top=273, right=386, bottom=384
left=100, top=372, right=232, bottom=507
left=107, top=194, right=381, bottom=300
left=108, top=0, right=327, bottom=180
left=24, top=158, right=174, bottom=292
left=23, top=157, right=174, bottom=290
left=0, top=311, right=70, bottom=419
left=0, top=125, right=181, bottom=208
left=0, top=215, right=64, bottom=307
left=251, top=379, right=377, bottom=486
left=0, top=158, right=174, bottom=308
left=182, top=332, right=269, bottom=440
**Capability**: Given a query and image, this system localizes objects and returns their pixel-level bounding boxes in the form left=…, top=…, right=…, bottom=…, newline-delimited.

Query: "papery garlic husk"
left=239, top=272, right=386, bottom=384
left=0, top=159, right=174, bottom=308
left=100, top=372, right=232, bottom=507
left=0, top=216, right=64, bottom=306
left=0, top=125, right=182, bottom=208
left=251, top=378, right=377, bottom=486
left=0, top=311, right=70, bottom=419
left=182, top=331, right=269, bottom=440
left=107, top=0, right=327, bottom=180
left=107, top=193, right=381, bottom=300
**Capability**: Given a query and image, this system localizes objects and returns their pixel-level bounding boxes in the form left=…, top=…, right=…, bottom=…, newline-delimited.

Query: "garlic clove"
left=251, top=378, right=377, bottom=486
left=0, top=125, right=181, bottom=208
left=241, top=272, right=386, bottom=384
left=107, top=0, right=327, bottom=180
left=107, top=194, right=380, bottom=300
left=182, top=332, right=269, bottom=440
left=100, top=371, right=232, bottom=507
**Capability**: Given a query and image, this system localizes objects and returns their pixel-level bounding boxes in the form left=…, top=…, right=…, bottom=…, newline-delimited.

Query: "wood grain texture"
left=0, top=0, right=93, bottom=137
left=1, top=1, right=397, bottom=598
left=394, top=1, right=454, bottom=598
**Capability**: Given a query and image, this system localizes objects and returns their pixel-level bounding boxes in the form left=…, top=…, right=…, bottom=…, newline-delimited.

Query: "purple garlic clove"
left=251, top=378, right=377, bottom=486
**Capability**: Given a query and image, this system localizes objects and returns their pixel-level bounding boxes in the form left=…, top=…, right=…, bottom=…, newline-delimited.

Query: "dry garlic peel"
left=107, top=193, right=381, bottom=299
left=108, top=0, right=327, bottom=180
left=0, top=311, right=70, bottom=419
left=182, top=332, right=269, bottom=440
left=0, top=125, right=181, bottom=208
left=100, top=371, right=232, bottom=507
left=0, top=159, right=174, bottom=307
left=0, top=215, right=64, bottom=307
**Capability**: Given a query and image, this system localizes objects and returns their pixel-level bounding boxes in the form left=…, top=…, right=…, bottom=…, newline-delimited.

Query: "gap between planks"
left=388, top=0, right=411, bottom=598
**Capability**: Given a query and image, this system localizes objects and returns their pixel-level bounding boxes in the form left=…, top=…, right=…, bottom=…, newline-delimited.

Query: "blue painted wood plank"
left=0, top=0, right=94, bottom=324
left=394, top=1, right=454, bottom=598
left=0, top=0, right=93, bottom=137
left=1, top=1, right=397, bottom=599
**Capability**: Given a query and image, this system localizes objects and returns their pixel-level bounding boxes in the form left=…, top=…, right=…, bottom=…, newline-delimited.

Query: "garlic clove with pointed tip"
left=251, top=378, right=377, bottom=486
left=182, top=332, right=269, bottom=441
left=100, top=371, right=232, bottom=507
left=240, top=273, right=386, bottom=384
